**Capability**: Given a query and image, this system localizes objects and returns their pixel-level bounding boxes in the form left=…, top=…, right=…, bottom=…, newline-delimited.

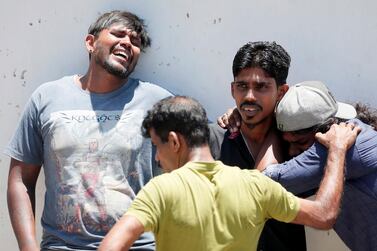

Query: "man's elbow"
left=313, top=211, right=337, bottom=230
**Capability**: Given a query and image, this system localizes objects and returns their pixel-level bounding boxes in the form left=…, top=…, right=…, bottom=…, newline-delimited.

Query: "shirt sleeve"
left=3, top=94, right=43, bottom=165
left=125, top=176, right=168, bottom=233
left=261, top=175, right=300, bottom=223
left=346, top=119, right=377, bottom=178
left=263, top=142, right=327, bottom=195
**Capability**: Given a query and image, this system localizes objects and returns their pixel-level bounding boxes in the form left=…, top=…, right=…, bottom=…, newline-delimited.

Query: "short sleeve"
left=261, top=175, right=300, bottom=223
left=4, top=94, right=43, bottom=165
left=263, top=142, right=327, bottom=195
left=125, top=177, right=167, bottom=232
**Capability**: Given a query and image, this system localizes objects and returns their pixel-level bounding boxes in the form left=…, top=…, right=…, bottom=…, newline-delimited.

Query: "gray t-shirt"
left=4, top=75, right=171, bottom=250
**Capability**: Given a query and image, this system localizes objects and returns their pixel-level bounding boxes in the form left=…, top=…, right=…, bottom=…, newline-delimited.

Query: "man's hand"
left=217, top=107, right=241, bottom=133
left=315, top=122, right=361, bottom=150
left=292, top=122, right=361, bottom=230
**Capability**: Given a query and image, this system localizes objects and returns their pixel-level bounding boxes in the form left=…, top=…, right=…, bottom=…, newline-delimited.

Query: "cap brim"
left=335, top=102, right=357, bottom=119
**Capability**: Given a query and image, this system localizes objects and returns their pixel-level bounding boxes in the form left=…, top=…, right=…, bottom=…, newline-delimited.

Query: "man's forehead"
left=108, top=22, right=137, bottom=33
left=234, top=67, right=275, bottom=82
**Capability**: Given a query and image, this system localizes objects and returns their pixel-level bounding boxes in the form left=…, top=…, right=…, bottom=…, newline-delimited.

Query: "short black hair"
left=232, top=41, right=291, bottom=85
left=88, top=10, right=151, bottom=49
left=142, top=96, right=210, bottom=148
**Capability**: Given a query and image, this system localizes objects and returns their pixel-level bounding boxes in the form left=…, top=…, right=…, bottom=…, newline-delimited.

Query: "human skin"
left=7, top=159, right=41, bottom=251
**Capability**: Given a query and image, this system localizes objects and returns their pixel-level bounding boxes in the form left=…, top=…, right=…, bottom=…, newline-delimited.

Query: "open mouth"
left=241, top=105, right=261, bottom=117
left=113, top=49, right=130, bottom=62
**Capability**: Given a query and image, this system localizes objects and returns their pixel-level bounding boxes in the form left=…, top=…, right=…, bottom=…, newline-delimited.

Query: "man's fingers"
left=316, top=122, right=362, bottom=149
left=234, top=110, right=241, bottom=127
left=314, top=131, right=326, bottom=144
left=217, top=107, right=241, bottom=133
left=217, top=114, right=228, bottom=128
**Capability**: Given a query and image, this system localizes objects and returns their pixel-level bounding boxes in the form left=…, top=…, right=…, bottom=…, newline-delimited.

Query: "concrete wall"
left=2, top=0, right=376, bottom=250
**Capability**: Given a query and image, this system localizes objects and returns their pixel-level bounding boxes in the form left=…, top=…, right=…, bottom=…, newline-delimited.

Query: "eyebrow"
left=233, top=80, right=272, bottom=86
left=233, top=80, right=248, bottom=84
left=110, top=27, right=138, bottom=35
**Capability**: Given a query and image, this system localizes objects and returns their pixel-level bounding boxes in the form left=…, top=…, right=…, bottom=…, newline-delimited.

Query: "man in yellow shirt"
left=99, top=96, right=359, bottom=251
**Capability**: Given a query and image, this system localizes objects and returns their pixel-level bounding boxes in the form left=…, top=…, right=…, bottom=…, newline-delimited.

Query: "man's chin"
left=104, top=64, right=130, bottom=79
left=242, top=117, right=268, bottom=129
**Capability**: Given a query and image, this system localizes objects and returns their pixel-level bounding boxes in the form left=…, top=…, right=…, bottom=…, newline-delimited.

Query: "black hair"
left=232, top=41, right=291, bottom=85
left=142, top=96, right=210, bottom=148
left=355, top=102, right=377, bottom=130
left=88, top=10, right=151, bottom=49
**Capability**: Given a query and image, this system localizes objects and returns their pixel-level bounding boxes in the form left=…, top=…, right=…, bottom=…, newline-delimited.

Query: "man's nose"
left=245, top=88, right=256, bottom=101
left=120, top=35, right=132, bottom=48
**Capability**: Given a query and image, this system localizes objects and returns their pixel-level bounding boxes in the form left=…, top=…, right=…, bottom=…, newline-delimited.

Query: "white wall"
left=2, top=0, right=376, bottom=250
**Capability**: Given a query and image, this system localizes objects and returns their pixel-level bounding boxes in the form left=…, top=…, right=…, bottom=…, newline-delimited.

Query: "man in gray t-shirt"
left=5, top=10, right=170, bottom=251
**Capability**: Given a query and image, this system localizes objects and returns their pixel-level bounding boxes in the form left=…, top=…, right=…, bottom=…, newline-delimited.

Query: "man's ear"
left=168, top=131, right=181, bottom=153
left=85, top=34, right=95, bottom=53
left=231, top=82, right=235, bottom=98
left=277, top=84, right=289, bottom=100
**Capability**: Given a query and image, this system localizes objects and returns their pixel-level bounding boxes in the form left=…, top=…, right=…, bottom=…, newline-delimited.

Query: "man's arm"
left=7, top=158, right=41, bottom=251
left=264, top=119, right=377, bottom=194
left=291, top=123, right=360, bottom=229
left=98, top=215, right=144, bottom=251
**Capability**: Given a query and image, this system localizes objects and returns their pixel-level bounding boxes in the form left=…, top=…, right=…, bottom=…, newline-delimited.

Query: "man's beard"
left=102, top=59, right=131, bottom=79
left=94, top=44, right=134, bottom=79
left=242, top=114, right=271, bottom=130
left=239, top=102, right=267, bottom=129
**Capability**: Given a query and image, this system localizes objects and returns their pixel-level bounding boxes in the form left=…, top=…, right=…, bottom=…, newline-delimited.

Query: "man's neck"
left=240, top=117, right=273, bottom=144
left=79, top=67, right=128, bottom=93
left=183, top=145, right=215, bottom=164
left=240, top=117, right=274, bottom=159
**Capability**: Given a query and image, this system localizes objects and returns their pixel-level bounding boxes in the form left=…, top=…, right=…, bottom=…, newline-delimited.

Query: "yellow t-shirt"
left=126, top=161, right=299, bottom=251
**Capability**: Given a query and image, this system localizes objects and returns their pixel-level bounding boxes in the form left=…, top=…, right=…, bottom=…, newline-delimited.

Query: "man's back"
left=209, top=124, right=307, bottom=251
left=126, top=161, right=299, bottom=251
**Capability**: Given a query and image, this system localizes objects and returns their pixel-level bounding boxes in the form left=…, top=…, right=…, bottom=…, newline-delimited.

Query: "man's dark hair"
left=232, top=41, right=291, bottom=85
left=355, top=102, right=377, bottom=130
left=88, top=10, right=151, bottom=49
left=142, top=96, right=210, bottom=148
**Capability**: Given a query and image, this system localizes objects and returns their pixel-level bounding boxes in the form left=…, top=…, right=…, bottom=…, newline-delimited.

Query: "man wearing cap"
left=261, top=81, right=377, bottom=251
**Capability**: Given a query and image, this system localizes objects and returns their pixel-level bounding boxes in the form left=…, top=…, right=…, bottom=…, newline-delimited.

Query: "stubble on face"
left=93, top=43, right=132, bottom=79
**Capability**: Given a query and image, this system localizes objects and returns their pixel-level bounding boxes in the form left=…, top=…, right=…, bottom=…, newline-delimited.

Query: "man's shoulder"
left=208, top=123, right=227, bottom=159
left=132, top=78, right=172, bottom=97
left=348, top=118, right=376, bottom=136
left=208, top=123, right=227, bottom=138
left=208, top=124, right=254, bottom=168
left=33, top=75, right=74, bottom=95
